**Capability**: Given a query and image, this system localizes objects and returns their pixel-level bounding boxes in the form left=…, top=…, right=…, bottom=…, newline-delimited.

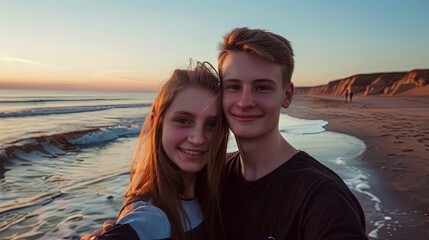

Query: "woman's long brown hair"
left=121, top=61, right=229, bottom=240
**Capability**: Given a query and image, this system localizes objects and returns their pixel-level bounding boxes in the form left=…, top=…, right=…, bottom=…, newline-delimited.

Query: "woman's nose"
left=188, top=127, right=205, bottom=145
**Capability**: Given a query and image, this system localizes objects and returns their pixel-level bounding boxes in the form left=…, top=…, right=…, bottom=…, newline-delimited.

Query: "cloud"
left=93, top=70, right=146, bottom=82
left=0, top=54, right=48, bottom=66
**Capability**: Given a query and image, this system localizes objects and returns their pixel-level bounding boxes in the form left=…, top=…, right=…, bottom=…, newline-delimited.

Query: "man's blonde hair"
left=218, top=27, right=294, bottom=86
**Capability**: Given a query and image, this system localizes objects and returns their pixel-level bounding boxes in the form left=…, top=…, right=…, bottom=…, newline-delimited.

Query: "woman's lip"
left=179, top=148, right=205, bottom=155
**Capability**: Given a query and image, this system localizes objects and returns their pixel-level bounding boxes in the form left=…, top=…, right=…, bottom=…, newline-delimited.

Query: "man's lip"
left=230, top=113, right=261, bottom=121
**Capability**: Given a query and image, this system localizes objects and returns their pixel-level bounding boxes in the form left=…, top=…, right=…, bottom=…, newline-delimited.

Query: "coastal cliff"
left=295, top=69, right=429, bottom=96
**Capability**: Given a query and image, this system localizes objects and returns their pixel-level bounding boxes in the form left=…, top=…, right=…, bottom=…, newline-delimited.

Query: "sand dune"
left=295, top=69, right=429, bottom=96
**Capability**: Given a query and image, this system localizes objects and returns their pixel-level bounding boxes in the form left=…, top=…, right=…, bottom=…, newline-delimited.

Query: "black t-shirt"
left=221, top=151, right=367, bottom=240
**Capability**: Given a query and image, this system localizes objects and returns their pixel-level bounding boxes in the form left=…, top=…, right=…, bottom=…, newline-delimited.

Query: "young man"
left=218, top=27, right=367, bottom=239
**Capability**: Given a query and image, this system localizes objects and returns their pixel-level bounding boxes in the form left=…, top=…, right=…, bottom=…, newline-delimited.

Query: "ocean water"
left=0, top=89, right=401, bottom=239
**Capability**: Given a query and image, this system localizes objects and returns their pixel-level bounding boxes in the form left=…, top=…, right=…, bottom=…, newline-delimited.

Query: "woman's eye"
left=224, top=84, right=240, bottom=90
left=207, top=121, right=217, bottom=128
left=176, top=118, right=190, bottom=125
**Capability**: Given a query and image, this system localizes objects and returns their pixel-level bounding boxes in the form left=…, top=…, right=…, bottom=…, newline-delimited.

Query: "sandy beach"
left=285, top=94, right=429, bottom=238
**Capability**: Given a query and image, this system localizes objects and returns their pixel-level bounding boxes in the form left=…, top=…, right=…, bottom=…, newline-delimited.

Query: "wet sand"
left=285, top=94, right=429, bottom=239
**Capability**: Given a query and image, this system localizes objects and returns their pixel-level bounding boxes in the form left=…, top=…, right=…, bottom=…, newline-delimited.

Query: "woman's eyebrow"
left=171, top=111, right=193, bottom=116
left=171, top=111, right=218, bottom=118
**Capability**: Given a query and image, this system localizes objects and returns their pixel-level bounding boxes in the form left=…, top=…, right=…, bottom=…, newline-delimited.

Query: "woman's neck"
left=181, top=172, right=197, bottom=199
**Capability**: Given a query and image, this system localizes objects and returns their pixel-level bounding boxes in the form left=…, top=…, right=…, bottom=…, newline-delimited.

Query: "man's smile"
left=229, top=112, right=262, bottom=122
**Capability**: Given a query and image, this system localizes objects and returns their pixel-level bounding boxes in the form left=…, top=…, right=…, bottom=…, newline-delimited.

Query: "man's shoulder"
left=274, top=152, right=347, bottom=188
left=224, top=151, right=345, bottom=188
left=287, top=152, right=335, bottom=175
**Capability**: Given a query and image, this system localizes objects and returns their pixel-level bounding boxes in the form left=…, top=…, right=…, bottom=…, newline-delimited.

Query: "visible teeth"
left=181, top=149, right=203, bottom=156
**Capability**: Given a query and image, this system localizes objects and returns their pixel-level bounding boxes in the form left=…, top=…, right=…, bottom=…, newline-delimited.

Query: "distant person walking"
left=344, top=89, right=349, bottom=103
left=350, top=91, right=354, bottom=102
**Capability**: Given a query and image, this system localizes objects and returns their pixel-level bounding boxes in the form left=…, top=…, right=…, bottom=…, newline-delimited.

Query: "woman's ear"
left=150, top=112, right=155, bottom=122
left=282, top=82, right=294, bottom=108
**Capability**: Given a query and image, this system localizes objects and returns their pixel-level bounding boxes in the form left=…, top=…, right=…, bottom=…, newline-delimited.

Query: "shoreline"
left=285, top=94, right=429, bottom=239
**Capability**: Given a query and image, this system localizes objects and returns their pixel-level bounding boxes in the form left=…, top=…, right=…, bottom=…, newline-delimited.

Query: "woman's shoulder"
left=119, top=200, right=164, bottom=217
left=117, top=200, right=171, bottom=239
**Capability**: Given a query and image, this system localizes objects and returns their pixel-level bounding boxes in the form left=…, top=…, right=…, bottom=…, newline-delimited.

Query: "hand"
left=80, top=219, right=116, bottom=240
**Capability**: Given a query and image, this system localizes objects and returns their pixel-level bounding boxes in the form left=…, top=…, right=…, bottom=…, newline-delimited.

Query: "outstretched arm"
left=80, top=219, right=116, bottom=240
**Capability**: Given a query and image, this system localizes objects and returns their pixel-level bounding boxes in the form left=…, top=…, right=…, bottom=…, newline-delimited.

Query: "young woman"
left=84, top=62, right=229, bottom=240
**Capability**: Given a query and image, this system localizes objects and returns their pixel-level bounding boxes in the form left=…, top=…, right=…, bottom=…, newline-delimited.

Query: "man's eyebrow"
left=223, top=78, right=276, bottom=83
left=253, top=79, right=277, bottom=84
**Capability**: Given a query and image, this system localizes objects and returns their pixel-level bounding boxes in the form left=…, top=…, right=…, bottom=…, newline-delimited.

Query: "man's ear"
left=282, top=82, right=294, bottom=108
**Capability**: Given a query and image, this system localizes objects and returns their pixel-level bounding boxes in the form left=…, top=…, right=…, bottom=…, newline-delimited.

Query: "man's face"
left=221, top=51, right=293, bottom=140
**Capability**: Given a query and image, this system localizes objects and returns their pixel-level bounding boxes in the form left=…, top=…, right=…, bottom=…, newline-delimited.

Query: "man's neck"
left=236, top=130, right=298, bottom=181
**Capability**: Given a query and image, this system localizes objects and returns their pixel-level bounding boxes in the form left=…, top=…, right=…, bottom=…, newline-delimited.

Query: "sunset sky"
left=1, top=0, right=428, bottom=92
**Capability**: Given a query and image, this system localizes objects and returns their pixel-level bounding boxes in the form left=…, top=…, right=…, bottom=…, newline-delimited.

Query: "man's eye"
left=256, top=86, right=271, bottom=91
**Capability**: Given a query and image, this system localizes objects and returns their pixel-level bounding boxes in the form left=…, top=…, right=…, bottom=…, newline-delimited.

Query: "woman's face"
left=162, top=86, right=218, bottom=174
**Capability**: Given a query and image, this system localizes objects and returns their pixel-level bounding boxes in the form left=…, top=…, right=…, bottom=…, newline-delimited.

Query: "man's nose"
left=238, top=88, right=256, bottom=108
